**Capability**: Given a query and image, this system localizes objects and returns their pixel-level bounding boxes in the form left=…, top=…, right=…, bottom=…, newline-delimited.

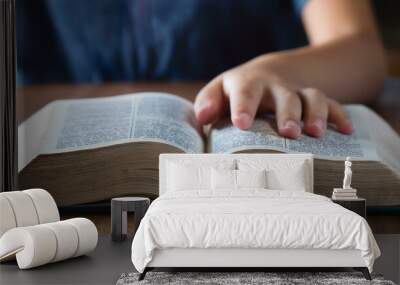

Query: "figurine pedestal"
left=333, top=188, right=357, bottom=192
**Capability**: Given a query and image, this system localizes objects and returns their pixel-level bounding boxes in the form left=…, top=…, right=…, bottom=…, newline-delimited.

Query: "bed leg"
left=138, top=268, right=147, bottom=281
left=362, top=268, right=372, bottom=281
left=354, top=267, right=371, bottom=280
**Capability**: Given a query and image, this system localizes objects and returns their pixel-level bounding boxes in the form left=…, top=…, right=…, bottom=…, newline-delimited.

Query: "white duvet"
left=131, top=190, right=380, bottom=273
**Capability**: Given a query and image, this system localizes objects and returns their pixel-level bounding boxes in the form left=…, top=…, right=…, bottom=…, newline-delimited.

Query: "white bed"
left=131, top=154, right=380, bottom=280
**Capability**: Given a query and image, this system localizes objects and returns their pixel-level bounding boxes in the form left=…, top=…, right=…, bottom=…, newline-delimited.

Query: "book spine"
left=332, top=194, right=358, bottom=199
left=334, top=189, right=357, bottom=193
left=0, top=0, right=17, bottom=192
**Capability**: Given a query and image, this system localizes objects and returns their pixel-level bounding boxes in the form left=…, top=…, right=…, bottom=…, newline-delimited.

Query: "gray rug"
left=117, top=272, right=396, bottom=285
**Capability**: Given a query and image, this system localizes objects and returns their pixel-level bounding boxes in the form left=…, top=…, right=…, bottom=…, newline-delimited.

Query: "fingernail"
left=342, top=120, right=354, bottom=134
left=283, top=120, right=301, bottom=137
left=234, top=112, right=252, bottom=129
left=312, top=118, right=326, bottom=137
left=314, top=118, right=325, bottom=131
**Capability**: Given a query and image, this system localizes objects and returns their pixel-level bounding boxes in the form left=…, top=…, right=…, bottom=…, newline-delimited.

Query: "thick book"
left=334, top=189, right=357, bottom=193
left=332, top=193, right=358, bottom=198
left=18, top=93, right=400, bottom=206
left=332, top=194, right=359, bottom=200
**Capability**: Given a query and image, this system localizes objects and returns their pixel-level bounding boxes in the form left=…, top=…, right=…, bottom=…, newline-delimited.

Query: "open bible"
left=18, top=93, right=400, bottom=206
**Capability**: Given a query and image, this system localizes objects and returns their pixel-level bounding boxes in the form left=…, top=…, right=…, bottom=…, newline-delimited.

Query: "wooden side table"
left=111, top=197, right=150, bottom=242
left=331, top=198, right=366, bottom=218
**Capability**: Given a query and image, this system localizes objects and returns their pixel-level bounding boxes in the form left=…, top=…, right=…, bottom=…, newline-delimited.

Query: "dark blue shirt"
left=17, top=0, right=308, bottom=84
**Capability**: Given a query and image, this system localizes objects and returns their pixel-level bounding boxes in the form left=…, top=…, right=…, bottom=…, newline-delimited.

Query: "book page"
left=208, top=116, right=285, bottom=153
left=19, top=93, right=203, bottom=170
left=53, top=97, right=135, bottom=149
left=18, top=102, right=56, bottom=171
left=351, top=105, right=400, bottom=173
left=131, top=94, right=204, bottom=154
left=285, top=106, right=379, bottom=160
left=40, top=95, right=135, bottom=154
left=209, top=105, right=380, bottom=161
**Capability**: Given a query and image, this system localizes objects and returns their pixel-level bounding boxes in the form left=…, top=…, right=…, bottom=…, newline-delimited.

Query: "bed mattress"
left=131, top=190, right=380, bottom=273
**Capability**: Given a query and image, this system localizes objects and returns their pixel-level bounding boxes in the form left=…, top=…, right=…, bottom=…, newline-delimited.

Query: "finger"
left=270, top=84, right=302, bottom=139
left=194, top=76, right=226, bottom=125
left=327, top=98, right=354, bottom=134
left=224, top=76, right=264, bottom=130
left=299, top=88, right=329, bottom=138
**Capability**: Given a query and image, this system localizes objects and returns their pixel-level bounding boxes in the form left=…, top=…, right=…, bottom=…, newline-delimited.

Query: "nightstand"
left=331, top=198, right=366, bottom=218
left=111, top=197, right=150, bottom=242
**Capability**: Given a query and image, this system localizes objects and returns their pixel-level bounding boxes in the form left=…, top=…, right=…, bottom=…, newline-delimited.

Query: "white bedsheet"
left=131, top=190, right=380, bottom=273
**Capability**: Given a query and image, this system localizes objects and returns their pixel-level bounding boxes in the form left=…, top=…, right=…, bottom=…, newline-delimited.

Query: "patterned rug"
left=117, top=271, right=396, bottom=285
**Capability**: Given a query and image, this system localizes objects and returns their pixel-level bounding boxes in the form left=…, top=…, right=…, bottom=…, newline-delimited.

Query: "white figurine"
left=342, top=157, right=352, bottom=189
left=332, top=157, right=357, bottom=199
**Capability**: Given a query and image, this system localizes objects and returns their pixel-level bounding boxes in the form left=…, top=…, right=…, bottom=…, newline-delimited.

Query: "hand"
left=194, top=55, right=354, bottom=139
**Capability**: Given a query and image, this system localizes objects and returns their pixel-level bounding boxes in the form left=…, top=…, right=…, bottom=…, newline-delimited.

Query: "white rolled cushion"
left=42, top=221, right=79, bottom=262
left=23, top=189, right=60, bottom=224
left=0, top=226, right=57, bottom=269
left=237, top=159, right=307, bottom=191
left=1, top=191, right=39, bottom=227
left=0, top=196, right=17, bottom=237
left=64, top=218, right=98, bottom=257
left=211, top=168, right=236, bottom=190
left=0, top=218, right=98, bottom=269
left=236, top=169, right=267, bottom=188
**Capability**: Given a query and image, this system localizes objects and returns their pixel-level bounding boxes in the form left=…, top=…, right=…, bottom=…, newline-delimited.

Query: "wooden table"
left=16, top=80, right=400, bottom=135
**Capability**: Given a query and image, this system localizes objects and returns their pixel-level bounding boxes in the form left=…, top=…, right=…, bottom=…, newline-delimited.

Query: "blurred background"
left=374, top=0, right=400, bottom=76
left=15, top=0, right=400, bottom=85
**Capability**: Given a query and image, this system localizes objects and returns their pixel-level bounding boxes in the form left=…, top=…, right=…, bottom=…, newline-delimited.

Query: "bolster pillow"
left=0, top=218, right=98, bottom=269
left=0, top=189, right=60, bottom=237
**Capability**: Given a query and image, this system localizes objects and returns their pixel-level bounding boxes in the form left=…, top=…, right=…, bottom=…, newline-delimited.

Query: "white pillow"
left=167, top=163, right=209, bottom=191
left=167, top=160, right=235, bottom=192
left=211, top=168, right=236, bottom=190
left=268, top=166, right=306, bottom=191
left=211, top=168, right=267, bottom=190
left=236, top=169, right=267, bottom=188
left=237, top=159, right=308, bottom=191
